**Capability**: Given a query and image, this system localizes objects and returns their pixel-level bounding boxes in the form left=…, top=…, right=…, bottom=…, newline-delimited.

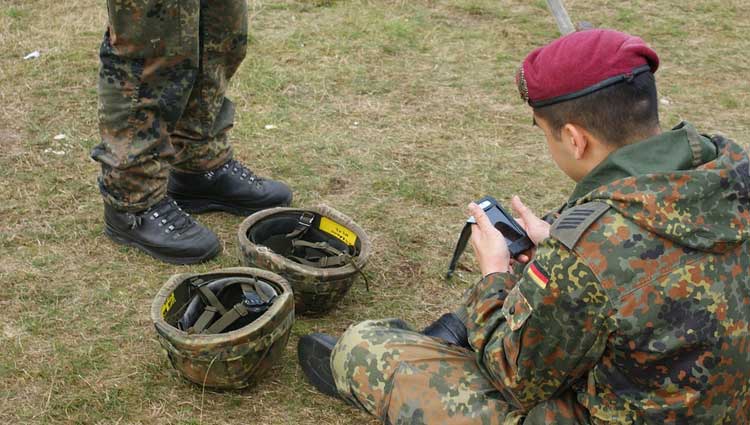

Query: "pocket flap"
left=503, top=287, right=533, bottom=331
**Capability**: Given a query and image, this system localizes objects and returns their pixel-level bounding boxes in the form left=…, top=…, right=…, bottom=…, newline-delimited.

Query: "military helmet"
left=238, top=205, right=371, bottom=315
left=150, top=267, right=294, bottom=389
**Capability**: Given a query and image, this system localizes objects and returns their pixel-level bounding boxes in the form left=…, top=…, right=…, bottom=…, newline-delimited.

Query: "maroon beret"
left=517, top=29, right=659, bottom=107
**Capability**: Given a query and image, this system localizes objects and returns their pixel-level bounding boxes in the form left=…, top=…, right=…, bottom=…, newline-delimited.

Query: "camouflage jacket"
left=463, top=122, right=750, bottom=423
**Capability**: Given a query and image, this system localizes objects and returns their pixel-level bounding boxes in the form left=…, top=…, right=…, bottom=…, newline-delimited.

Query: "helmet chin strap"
left=289, top=240, right=351, bottom=267
left=288, top=239, right=369, bottom=291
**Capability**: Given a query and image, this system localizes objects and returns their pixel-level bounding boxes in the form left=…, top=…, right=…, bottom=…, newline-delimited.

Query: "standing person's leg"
left=168, top=0, right=244, bottom=172
left=93, top=0, right=199, bottom=212
left=167, top=0, right=292, bottom=216
left=91, top=0, right=220, bottom=264
left=330, top=319, right=517, bottom=425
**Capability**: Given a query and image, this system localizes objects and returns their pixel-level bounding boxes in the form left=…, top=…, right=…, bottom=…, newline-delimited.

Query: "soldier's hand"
left=511, top=196, right=550, bottom=263
left=468, top=202, right=510, bottom=276
left=511, top=195, right=550, bottom=244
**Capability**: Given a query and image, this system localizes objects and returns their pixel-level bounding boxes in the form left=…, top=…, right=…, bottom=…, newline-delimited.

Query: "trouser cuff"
left=97, top=177, right=164, bottom=213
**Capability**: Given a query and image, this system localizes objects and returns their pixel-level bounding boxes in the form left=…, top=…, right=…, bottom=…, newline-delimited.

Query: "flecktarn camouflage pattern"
left=331, top=318, right=518, bottom=425
left=92, top=0, right=248, bottom=211
left=150, top=267, right=294, bottom=389
left=465, top=123, right=750, bottom=423
left=238, top=205, right=372, bottom=315
left=332, top=123, right=750, bottom=424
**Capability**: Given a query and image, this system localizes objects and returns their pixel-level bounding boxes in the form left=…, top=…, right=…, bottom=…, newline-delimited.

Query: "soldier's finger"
left=511, top=195, right=536, bottom=223
left=469, top=228, right=479, bottom=248
left=468, top=223, right=484, bottom=254
left=468, top=203, right=495, bottom=233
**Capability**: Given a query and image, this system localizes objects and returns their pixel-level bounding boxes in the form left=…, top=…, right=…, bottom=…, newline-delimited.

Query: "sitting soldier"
left=298, top=29, right=750, bottom=424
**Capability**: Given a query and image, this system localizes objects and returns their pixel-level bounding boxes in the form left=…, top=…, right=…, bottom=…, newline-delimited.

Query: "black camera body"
left=446, top=196, right=533, bottom=278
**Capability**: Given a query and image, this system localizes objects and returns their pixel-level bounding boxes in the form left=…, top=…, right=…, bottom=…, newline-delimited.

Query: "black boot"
left=104, top=197, right=220, bottom=265
left=298, top=333, right=339, bottom=398
left=168, top=159, right=293, bottom=216
left=422, top=313, right=470, bottom=349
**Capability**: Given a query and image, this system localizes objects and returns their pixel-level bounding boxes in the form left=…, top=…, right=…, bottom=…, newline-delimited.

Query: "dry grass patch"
left=0, top=0, right=748, bottom=423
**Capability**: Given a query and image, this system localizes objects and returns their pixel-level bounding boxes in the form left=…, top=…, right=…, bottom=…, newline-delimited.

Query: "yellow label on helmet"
left=161, top=293, right=176, bottom=318
left=319, top=217, right=357, bottom=246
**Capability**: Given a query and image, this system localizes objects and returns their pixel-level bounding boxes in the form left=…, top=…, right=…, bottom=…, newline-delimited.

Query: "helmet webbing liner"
left=176, top=276, right=278, bottom=334
left=247, top=212, right=361, bottom=268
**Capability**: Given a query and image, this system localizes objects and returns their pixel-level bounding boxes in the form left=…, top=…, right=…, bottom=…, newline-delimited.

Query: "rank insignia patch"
left=527, top=262, right=550, bottom=289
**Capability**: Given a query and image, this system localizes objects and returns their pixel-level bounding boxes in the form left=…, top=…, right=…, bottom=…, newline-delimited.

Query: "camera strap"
left=446, top=223, right=473, bottom=279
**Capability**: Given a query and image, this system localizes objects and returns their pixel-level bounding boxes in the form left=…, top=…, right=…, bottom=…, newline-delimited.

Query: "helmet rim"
left=151, top=267, right=294, bottom=351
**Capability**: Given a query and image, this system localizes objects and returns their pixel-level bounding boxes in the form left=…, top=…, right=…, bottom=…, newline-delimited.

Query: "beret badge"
left=515, top=65, right=529, bottom=103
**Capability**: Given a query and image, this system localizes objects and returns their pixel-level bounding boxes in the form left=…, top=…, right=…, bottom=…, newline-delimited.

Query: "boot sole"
left=169, top=194, right=292, bottom=217
left=297, top=334, right=339, bottom=397
left=104, top=225, right=220, bottom=265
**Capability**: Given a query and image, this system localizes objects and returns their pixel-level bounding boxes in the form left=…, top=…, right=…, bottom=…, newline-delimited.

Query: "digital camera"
left=446, top=196, right=533, bottom=278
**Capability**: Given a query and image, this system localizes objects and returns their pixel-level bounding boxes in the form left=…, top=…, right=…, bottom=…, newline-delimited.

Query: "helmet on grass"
left=238, top=205, right=371, bottom=315
left=151, top=267, right=294, bottom=389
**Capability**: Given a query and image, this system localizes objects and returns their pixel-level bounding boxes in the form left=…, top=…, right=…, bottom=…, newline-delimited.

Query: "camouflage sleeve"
left=462, top=238, right=616, bottom=411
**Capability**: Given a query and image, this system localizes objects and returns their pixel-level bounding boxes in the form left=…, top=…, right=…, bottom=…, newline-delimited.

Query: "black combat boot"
left=168, top=159, right=293, bottom=216
left=422, top=313, right=470, bottom=349
left=298, top=333, right=339, bottom=398
left=104, top=197, right=221, bottom=265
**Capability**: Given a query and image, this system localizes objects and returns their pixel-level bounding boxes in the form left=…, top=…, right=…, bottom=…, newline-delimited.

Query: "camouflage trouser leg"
left=330, top=319, right=517, bottom=425
left=91, top=0, right=247, bottom=211
left=170, top=0, right=248, bottom=172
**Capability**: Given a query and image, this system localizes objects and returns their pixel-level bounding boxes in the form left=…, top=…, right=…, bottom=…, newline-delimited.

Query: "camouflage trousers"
left=91, top=0, right=249, bottom=212
left=331, top=319, right=593, bottom=425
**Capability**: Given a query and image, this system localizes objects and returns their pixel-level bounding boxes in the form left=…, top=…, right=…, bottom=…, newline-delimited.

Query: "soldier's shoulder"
left=550, top=201, right=611, bottom=251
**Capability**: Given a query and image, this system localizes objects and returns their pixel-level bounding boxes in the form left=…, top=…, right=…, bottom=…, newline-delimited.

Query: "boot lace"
left=220, top=159, right=264, bottom=186
left=135, top=198, right=196, bottom=236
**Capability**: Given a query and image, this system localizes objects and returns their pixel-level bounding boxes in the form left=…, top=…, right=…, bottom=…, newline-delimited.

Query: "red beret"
left=517, top=29, right=659, bottom=107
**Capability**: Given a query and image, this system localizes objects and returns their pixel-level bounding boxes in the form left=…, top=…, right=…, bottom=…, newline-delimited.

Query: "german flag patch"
left=527, top=261, right=550, bottom=289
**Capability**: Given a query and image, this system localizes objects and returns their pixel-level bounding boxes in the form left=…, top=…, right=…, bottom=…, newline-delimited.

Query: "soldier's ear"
left=561, top=123, right=588, bottom=160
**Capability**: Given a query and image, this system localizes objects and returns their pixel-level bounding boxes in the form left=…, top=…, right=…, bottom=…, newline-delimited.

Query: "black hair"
left=533, top=71, right=659, bottom=146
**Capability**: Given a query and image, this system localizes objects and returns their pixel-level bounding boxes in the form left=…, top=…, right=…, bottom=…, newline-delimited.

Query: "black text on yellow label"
left=319, top=217, right=357, bottom=246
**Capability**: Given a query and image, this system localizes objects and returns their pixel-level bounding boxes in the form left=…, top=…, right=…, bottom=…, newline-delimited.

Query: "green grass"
left=1, top=0, right=749, bottom=423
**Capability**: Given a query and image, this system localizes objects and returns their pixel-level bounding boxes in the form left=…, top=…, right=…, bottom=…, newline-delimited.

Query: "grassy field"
left=1, top=0, right=748, bottom=423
